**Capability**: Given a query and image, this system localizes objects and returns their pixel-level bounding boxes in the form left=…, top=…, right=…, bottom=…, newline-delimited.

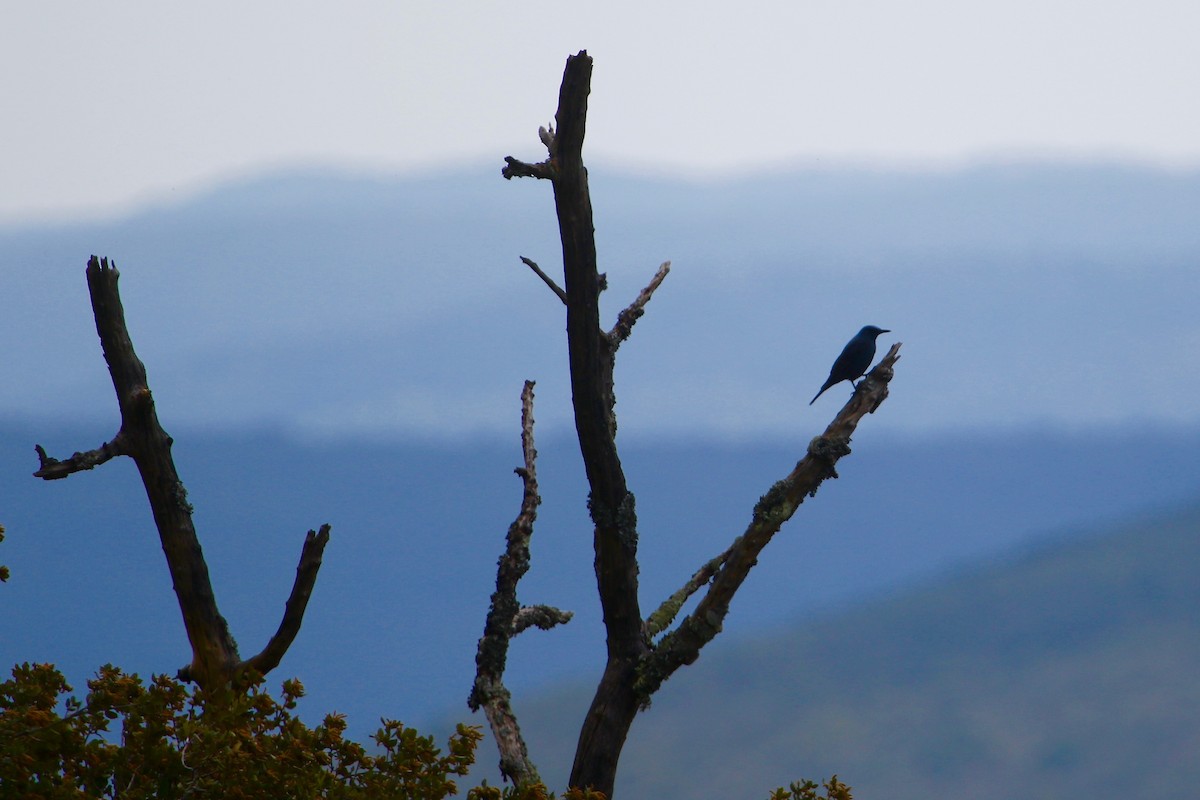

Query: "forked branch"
left=33, top=256, right=330, bottom=692
left=471, top=381, right=571, bottom=788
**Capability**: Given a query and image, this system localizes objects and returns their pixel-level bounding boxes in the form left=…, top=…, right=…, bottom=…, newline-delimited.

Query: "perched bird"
left=809, top=325, right=890, bottom=405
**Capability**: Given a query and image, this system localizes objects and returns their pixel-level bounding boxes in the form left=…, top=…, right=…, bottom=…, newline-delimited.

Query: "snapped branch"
left=502, top=156, right=556, bottom=181
left=608, top=261, right=671, bottom=350
left=545, top=50, right=646, bottom=658
left=501, top=124, right=558, bottom=181
left=33, top=437, right=128, bottom=480
left=513, top=604, right=574, bottom=635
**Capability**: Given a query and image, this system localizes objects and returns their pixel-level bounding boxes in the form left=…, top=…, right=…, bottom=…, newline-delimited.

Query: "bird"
left=809, top=325, right=890, bottom=405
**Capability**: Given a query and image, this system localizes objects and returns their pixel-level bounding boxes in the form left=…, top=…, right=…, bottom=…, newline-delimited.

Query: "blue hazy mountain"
left=3, top=424, right=1198, bottom=734
left=2, top=161, right=1199, bottom=439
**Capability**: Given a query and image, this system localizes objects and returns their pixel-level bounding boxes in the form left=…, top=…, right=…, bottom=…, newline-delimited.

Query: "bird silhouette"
left=809, top=325, right=890, bottom=405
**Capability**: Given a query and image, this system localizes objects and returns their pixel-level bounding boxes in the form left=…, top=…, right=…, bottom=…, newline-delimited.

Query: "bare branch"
left=635, top=343, right=903, bottom=699
left=242, top=524, right=332, bottom=677
left=513, top=604, right=574, bottom=635
left=470, top=380, right=559, bottom=788
left=501, top=124, right=557, bottom=181
left=33, top=437, right=128, bottom=480
left=644, top=545, right=731, bottom=639
left=502, top=156, right=556, bottom=181
left=520, top=256, right=567, bottom=305
left=608, top=261, right=671, bottom=348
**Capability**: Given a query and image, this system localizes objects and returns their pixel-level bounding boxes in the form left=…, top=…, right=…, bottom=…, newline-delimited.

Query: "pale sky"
left=4, top=0, right=1199, bottom=222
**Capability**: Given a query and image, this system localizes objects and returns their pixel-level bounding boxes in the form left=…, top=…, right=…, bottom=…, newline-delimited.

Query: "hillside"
left=498, top=504, right=1200, bottom=798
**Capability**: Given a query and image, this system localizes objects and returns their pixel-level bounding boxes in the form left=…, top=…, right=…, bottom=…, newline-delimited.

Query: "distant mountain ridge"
left=1, top=160, right=1198, bottom=438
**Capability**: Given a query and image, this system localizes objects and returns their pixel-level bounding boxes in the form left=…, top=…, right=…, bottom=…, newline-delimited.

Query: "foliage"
left=0, top=660, right=840, bottom=799
left=767, top=776, right=854, bottom=800
left=1, top=523, right=9, bottom=583
left=0, top=663, right=481, bottom=799
left=465, top=783, right=607, bottom=800
left=0, top=662, right=630, bottom=799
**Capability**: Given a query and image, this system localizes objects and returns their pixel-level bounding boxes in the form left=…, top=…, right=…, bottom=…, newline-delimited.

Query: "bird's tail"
left=810, top=376, right=838, bottom=405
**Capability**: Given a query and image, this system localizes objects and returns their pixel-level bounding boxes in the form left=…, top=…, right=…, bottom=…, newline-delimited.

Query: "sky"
left=4, top=0, right=1200, bottom=223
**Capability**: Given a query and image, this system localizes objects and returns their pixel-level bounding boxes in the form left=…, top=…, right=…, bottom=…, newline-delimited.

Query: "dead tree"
left=33, top=256, right=330, bottom=693
left=475, top=51, right=902, bottom=797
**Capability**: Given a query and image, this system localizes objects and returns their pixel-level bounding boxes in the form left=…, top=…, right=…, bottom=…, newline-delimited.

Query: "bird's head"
left=860, top=325, right=890, bottom=338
